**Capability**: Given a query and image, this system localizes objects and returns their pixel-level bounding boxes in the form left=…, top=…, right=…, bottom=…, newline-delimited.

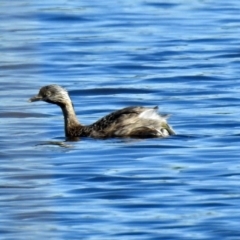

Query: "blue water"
left=1, top=0, right=240, bottom=239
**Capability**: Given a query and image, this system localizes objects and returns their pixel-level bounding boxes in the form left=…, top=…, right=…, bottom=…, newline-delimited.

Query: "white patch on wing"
left=139, top=108, right=164, bottom=121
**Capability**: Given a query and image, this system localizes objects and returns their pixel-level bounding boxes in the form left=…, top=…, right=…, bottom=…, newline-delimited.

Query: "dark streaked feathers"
left=29, top=85, right=175, bottom=139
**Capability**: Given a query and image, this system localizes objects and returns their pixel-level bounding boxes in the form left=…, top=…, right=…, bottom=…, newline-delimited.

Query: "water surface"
left=1, top=0, right=240, bottom=239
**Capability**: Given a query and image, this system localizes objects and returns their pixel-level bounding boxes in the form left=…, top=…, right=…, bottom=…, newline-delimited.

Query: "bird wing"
left=90, top=106, right=153, bottom=131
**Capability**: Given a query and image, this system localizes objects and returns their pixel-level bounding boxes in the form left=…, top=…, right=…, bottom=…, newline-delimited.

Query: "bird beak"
left=28, top=95, right=42, bottom=102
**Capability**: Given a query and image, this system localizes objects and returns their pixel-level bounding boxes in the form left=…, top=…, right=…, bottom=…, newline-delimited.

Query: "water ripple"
left=1, top=0, right=240, bottom=239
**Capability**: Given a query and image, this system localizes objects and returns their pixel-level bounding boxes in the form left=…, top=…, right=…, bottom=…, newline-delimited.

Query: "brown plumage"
left=29, top=85, right=175, bottom=140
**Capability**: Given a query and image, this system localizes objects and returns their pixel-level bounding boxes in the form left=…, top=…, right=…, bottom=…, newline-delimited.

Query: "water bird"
left=29, top=85, right=175, bottom=140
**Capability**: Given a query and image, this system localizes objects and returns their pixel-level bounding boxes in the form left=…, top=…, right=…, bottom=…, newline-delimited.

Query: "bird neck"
left=59, top=101, right=81, bottom=137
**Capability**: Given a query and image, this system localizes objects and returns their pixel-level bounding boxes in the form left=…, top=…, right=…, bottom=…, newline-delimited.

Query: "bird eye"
left=40, top=90, right=51, bottom=99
